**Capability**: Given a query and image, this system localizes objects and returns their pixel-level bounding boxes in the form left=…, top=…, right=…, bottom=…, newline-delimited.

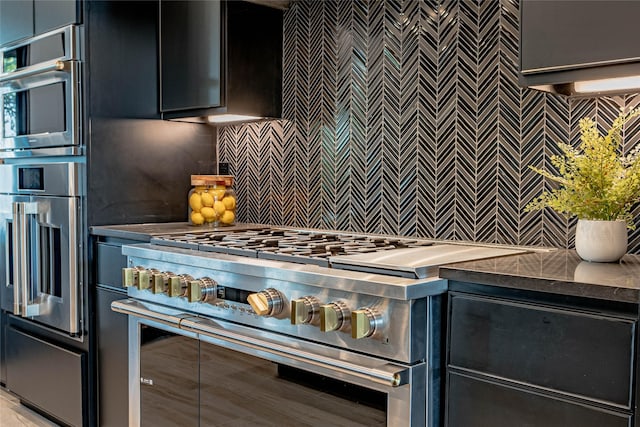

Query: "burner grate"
left=150, top=228, right=435, bottom=269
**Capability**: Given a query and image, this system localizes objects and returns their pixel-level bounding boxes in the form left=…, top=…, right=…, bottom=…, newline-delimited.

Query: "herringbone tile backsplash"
left=218, top=0, right=640, bottom=254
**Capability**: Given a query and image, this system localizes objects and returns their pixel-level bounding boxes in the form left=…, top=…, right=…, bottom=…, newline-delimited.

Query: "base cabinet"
left=447, top=372, right=630, bottom=427
left=5, top=325, right=86, bottom=426
left=95, top=236, right=145, bottom=426
left=445, top=284, right=637, bottom=426
left=96, top=288, right=129, bottom=427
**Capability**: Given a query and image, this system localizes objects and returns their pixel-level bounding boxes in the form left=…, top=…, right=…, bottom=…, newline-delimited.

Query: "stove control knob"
left=247, top=288, right=284, bottom=316
left=187, top=278, right=217, bottom=303
left=122, top=266, right=153, bottom=289
left=319, top=302, right=350, bottom=332
left=168, top=274, right=193, bottom=297
left=151, top=271, right=173, bottom=295
left=290, top=296, right=320, bottom=325
left=351, top=308, right=382, bottom=339
left=122, top=268, right=137, bottom=288
left=137, top=270, right=152, bottom=291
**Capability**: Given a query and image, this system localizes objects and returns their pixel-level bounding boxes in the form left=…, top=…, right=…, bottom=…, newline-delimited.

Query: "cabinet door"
left=448, top=293, right=635, bottom=407
left=160, top=0, right=222, bottom=112
left=446, top=372, right=630, bottom=427
left=34, top=0, right=79, bottom=35
left=97, top=243, right=128, bottom=290
left=0, top=0, right=34, bottom=45
left=520, top=1, right=640, bottom=74
left=6, top=326, right=86, bottom=426
left=96, top=288, right=129, bottom=427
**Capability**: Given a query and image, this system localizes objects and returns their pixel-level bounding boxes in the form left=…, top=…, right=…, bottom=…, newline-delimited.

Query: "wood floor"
left=0, top=387, right=59, bottom=427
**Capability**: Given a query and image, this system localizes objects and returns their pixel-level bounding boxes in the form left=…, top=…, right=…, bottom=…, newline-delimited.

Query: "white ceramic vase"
left=574, top=219, right=628, bottom=262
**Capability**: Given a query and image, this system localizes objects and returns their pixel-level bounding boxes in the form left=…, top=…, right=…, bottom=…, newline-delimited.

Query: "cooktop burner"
left=150, top=228, right=435, bottom=268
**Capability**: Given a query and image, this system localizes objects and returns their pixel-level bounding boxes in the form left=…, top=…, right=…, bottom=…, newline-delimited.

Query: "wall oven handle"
left=0, top=60, right=67, bottom=83
left=111, top=299, right=407, bottom=388
left=12, top=201, right=40, bottom=317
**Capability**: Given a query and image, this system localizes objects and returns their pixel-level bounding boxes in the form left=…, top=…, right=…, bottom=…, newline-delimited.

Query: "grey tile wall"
left=218, top=0, right=640, bottom=254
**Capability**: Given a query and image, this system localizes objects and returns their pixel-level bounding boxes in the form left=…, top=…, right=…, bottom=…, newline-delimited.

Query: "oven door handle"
left=0, top=60, right=67, bottom=84
left=12, top=201, right=40, bottom=317
left=181, top=317, right=407, bottom=388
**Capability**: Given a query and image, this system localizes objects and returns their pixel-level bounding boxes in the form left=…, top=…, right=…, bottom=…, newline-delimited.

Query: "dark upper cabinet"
left=34, top=0, right=80, bottom=36
left=519, top=0, right=640, bottom=96
left=0, top=0, right=80, bottom=46
left=161, top=0, right=222, bottom=112
left=0, top=1, right=33, bottom=46
left=160, top=0, right=283, bottom=123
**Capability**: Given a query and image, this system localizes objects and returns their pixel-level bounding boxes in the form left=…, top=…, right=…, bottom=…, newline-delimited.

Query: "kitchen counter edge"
left=439, top=249, right=640, bottom=304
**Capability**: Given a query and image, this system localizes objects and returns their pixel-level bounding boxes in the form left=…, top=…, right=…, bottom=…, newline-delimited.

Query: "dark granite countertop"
left=439, top=250, right=640, bottom=304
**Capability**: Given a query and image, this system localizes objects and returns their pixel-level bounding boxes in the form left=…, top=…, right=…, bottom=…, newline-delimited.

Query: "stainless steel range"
left=112, top=226, right=525, bottom=426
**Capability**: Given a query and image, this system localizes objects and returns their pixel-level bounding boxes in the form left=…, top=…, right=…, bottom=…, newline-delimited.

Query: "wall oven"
left=0, top=159, right=83, bottom=335
left=0, top=25, right=81, bottom=156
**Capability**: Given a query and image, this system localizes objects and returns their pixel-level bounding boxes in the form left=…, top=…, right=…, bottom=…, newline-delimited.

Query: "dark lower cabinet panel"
left=5, top=326, right=86, bottom=427
left=96, top=243, right=128, bottom=290
left=449, top=293, right=634, bottom=406
left=96, top=288, right=128, bottom=427
left=446, top=372, right=630, bottom=427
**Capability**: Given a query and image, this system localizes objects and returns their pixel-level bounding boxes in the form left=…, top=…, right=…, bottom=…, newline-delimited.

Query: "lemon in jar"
left=201, top=192, right=214, bottom=207
left=190, top=211, right=205, bottom=225
left=201, top=207, right=216, bottom=222
left=220, top=210, right=235, bottom=225
left=189, top=192, right=202, bottom=212
left=210, top=187, right=227, bottom=201
left=221, top=195, right=236, bottom=210
left=213, top=200, right=226, bottom=216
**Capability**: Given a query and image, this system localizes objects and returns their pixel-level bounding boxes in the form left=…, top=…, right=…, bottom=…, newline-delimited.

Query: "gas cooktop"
left=149, top=227, right=527, bottom=279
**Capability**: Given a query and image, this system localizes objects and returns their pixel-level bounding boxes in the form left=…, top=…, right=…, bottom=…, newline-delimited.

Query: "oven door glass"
left=0, top=194, right=80, bottom=335
left=138, top=324, right=386, bottom=427
left=140, top=326, right=199, bottom=427
left=199, top=340, right=387, bottom=426
left=3, top=82, right=66, bottom=137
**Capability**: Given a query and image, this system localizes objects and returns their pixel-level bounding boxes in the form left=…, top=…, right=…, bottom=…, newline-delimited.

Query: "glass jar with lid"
left=188, top=175, right=237, bottom=226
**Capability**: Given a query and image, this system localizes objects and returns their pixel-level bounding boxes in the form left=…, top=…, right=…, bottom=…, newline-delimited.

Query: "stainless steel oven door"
left=0, top=160, right=82, bottom=336
left=113, top=299, right=426, bottom=427
left=0, top=25, right=81, bottom=156
left=0, top=193, right=81, bottom=335
left=0, top=59, right=81, bottom=155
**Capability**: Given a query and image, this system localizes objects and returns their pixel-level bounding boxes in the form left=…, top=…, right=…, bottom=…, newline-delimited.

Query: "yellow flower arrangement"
left=526, top=108, right=640, bottom=229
